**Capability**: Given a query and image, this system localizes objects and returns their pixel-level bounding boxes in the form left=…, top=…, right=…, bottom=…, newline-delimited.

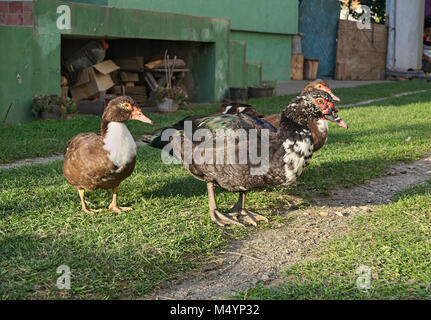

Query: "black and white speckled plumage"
left=144, top=90, right=337, bottom=226
left=155, top=91, right=333, bottom=192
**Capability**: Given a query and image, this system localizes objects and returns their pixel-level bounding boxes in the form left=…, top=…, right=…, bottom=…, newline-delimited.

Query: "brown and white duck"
left=63, top=96, right=153, bottom=213
left=145, top=90, right=345, bottom=227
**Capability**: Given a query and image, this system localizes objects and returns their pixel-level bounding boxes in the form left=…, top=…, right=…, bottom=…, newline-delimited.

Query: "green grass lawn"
left=237, top=180, right=431, bottom=300
left=0, top=83, right=431, bottom=299
left=0, top=80, right=430, bottom=164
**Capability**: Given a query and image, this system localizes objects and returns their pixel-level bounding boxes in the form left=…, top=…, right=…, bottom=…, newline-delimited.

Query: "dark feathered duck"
left=217, top=80, right=346, bottom=152
left=63, top=96, right=153, bottom=213
left=144, top=90, right=343, bottom=227
left=264, top=79, right=347, bottom=152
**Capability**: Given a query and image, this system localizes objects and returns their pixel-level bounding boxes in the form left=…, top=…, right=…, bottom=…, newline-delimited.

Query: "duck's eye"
left=121, top=103, right=132, bottom=110
left=317, top=84, right=322, bottom=89
left=316, top=98, right=324, bottom=104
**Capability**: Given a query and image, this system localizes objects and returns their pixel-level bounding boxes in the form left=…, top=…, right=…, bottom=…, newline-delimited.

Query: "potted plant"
left=155, top=86, right=188, bottom=112
left=32, top=94, right=77, bottom=120
left=154, top=52, right=189, bottom=112
left=247, top=82, right=275, bottom=99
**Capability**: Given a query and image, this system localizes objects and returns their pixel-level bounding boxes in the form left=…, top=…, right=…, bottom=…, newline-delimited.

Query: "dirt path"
left=145, top=154, right=431, bottom=300
left=0, top=154, right=64, bottom=170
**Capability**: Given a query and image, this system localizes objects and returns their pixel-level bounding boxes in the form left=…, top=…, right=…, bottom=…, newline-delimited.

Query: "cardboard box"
left=70, top=60, right=120, bottom=100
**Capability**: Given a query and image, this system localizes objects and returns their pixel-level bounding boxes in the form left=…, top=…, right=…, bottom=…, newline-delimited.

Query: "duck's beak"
left=131, top=106, right=153, bottom=125
left=322, top=86, right=340, bottom=102
left=324, top=112, right=348, bottom=129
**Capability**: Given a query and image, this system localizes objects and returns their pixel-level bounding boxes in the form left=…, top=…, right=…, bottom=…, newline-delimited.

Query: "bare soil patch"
left=0, top=154, right=64, bottom=170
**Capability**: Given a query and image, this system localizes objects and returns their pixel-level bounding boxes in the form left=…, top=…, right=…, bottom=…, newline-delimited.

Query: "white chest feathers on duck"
left=317, top=119, right=329, bottom=143
left=103, top=122, right=137, bottom=171
left=282, top=130, right=314, bottom=184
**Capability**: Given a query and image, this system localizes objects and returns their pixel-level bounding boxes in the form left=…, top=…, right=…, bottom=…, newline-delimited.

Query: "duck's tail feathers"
left=140, top=134, right=157, bottom=145
left=139, top=132, right=172, bottom=150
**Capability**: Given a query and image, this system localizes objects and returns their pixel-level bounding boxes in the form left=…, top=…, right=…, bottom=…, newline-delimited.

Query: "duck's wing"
left=239, top=114, right=277, bottom=132
left=165, top=114, right=257, bottom=160
left=63, top=133, right=118, bottom=190
left=176, top=114, right=275, bottom=188
left=218, top=102, right=265, bottom=118
left=193, top=114, right=255, bottom=133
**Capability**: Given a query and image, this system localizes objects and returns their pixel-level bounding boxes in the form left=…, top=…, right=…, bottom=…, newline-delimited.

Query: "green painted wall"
left=228, top=41, right=246, bottom=88
left=231, top=31, right=292, bottom=81
left=103, top=0, right=297, bottom=81
left=0, top=27, right=35, bottom=124
left=67, top=0, right=108, bottom=4
left=106, top=0, right=298, bottom=35
left=245, top=61, right=262, bottom=87
left=0, top=26, right=59, bottom=124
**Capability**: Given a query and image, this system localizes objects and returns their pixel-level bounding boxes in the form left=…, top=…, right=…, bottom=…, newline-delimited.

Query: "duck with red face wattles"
left=63, top=96, right=153, bottom=214
left=264, top=79, right=347, bottom=152
left=143, top=90, right=347, bottom=227
left=216, top=80, right=347, bottom=152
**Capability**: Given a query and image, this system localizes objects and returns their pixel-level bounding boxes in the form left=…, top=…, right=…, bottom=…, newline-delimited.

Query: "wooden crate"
left=113, top=85, right=147, bottom=105
left=334, top=20, right=388, bottom=80
left=112, top=57, right=145, bottom=72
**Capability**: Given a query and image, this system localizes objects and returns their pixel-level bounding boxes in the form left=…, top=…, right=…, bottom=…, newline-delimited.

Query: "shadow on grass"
left=140, top=174, right=207, bottom=198
left=0, top=225, right=211, bottom=299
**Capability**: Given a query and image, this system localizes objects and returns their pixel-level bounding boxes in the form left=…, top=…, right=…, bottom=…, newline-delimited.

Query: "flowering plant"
left=32, top=95, right=77, bottom=117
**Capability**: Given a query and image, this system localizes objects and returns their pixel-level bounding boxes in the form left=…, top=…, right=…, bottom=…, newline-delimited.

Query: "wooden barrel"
left=248, top=86, right=274, bottom=99
left=229, top=87, right=248, bottom=102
